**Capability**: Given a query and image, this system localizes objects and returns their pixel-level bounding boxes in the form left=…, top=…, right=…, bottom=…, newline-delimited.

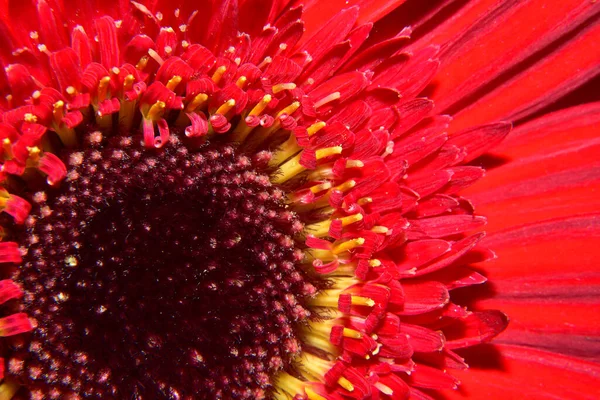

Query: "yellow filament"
left=24, top=113, right=38, bottom=123
left=314, top=91, right=341, bottom=108
left=166, top=75, right=182, bottom=91
left=308, top=289, right=342, bottom=308
left=97, top=76, right=111, bottom=101
left=369, top=259, right=382, bottom=267
left=310, top=182, right=332, bottom=194
left=316, top=146, right=342, bottom=160
left=351, top=296, right=375, bottom=307
left=0, top=381, right=20, bottom=400
left=371, top=226, right=389, bottom=234
left=26, top=146, right=41, bottom=165
left=275, top=101, right=301, bottom=119
left=230, top=95, right=273, bottom=143
left=357, top=197, right=373, bottom=206
left=307, top=121, right=327, bottom=136
left=186, top=93, right=209, bottom=112
left=236, top=76, right=247, bottom=88
left=338, top=377, right=355, bottom=392
left=2, top=139, right=12, bottom=159
left=301, top=328, right=339, bottom=355
left=147, top=101, right=166, bottom=120
left=332, top=238, right=365, bottom=255
left=270, top=134, right=301, bottom=167
left=272, top=82, right=296, bottom=94
left=136, top=55, right=150, bottom=71
left=211, top=66, right=227, bottom=84
left=147, top=48, right=164, bottom=65
left=123, top=74, right=135, bottom=92
left=304, top=213, right=362, bottom=238
left=249, top=94, right=272, bottom=116
left=346, top=159, right=364, bottom=168
left=374, top=382, right=394, bottom=396
left=334, top=180, right=356, bottom=193
left=298, top=352, right=332, bottom=381
left=271, top=153, right=304, bottom=184
left=52, top=101, right=65, bottom=124
left=119, top=100, right=137, bottom=131
left=305, top=387, right=327, bottom=400
left=215, top=99, right=236, bottom=116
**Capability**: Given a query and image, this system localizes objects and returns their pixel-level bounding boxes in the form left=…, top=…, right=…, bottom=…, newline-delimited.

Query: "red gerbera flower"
left=0, top=0, right=598, bottom=399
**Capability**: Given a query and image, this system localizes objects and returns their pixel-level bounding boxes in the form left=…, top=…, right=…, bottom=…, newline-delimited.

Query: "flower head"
left=0, top=0, right=598, bottom=399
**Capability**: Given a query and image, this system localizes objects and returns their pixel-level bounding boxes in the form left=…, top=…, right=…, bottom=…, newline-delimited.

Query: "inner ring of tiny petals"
left=7, top=137, right=308, bottom=399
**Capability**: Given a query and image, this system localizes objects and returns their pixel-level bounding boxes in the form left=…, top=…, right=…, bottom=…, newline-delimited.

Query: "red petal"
left=400, top=281, right=449, bottom=315
left=449, top=20, right=600, bottom=132
left=444, top=344, right=600, bottom=399
left=95, top=16, right=120, bottom=69
left=445, top=122, right=511, bottom=163
left=424, top=0, right=600, bottom=114
left=445, top=310, right=509, bottom=349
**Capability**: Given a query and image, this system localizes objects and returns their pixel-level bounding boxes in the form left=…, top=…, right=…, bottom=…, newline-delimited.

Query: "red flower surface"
left=0, top=0, right=598, bottom=399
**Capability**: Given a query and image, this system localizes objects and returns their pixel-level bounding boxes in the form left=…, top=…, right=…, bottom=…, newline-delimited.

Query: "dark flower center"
left=5, top=133, right=314, bottom=399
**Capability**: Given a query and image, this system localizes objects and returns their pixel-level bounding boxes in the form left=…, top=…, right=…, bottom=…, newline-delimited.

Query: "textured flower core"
left=6, top=135, right=314, bottom=398
left=0, top=2, right=510, bottom=400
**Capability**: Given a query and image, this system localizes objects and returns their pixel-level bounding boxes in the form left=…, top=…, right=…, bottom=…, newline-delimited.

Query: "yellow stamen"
left=52, top=101, right=65, bottom=124
left=211, top=65, right=227, bottom=84
left=316, top=146, right=343, bottom=160
left=97, top=76, right=111, bottom=101
left=369, top=259, right=382, bottom=267
left=236, top=76, right=247, bottom=88
left=166, top=75, right=182, bottom=91
left=346, top=159, right=364, bottom=168
left=304, top=213, right=363, bottom=237
left=271, top=153, right=304, bottom=184
left=269, top=134, right=301, bottom=167
left=338, top=377, right=354, bottom=392
left=186, top=93, right=209, bottom=112
left=273, top=372, right=306, bottom=399
left=0, top=381, right=20, bottom=399
left=147, top=48, right=164, bottom=65
left=352, top=296, right=375, bottom=307
left=123, top=74, right=135, bottom=92
left=305, top=387, right=327, bottom=400
left=272, top=146, right=341, bottom=184
left=231, top=95, right=273, bottom=142
left=332, top=238, right=365, bottom=255
left=24, top=113, right=38, bottom=123
left=275, top=101, right=301, bottom=119
left=66, top=86, right=77, bottom=96
left=136, top=55, right=150, bottom=71
left=310, top=182, right=332, bottom=194
left=343, top=327, right=363, bottom=339
left=272, top=82, right=296, bottom=94
left=215, top=99, right=235, bottom=116
left=357, top=197, right=373, bottom=206
left=334, top=179, right=356, bottom=193
left=314, top=91, right=340, bottom=108
left=307, top=121, right=326, bottom=136
left=371, top=226, right=389, bottom=234
left=257, top=56, right=272, bottom=69
left=374, top=382, right=394, bottom=396
left=249, top=94, right=272, bottom=116
left=147, top=101, right=166, bottom=121
left=52, top=101, right=78, bottom=147
left=2, top=139, right=12, bottom=159
left=27, top=146, right=41, bottom=165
